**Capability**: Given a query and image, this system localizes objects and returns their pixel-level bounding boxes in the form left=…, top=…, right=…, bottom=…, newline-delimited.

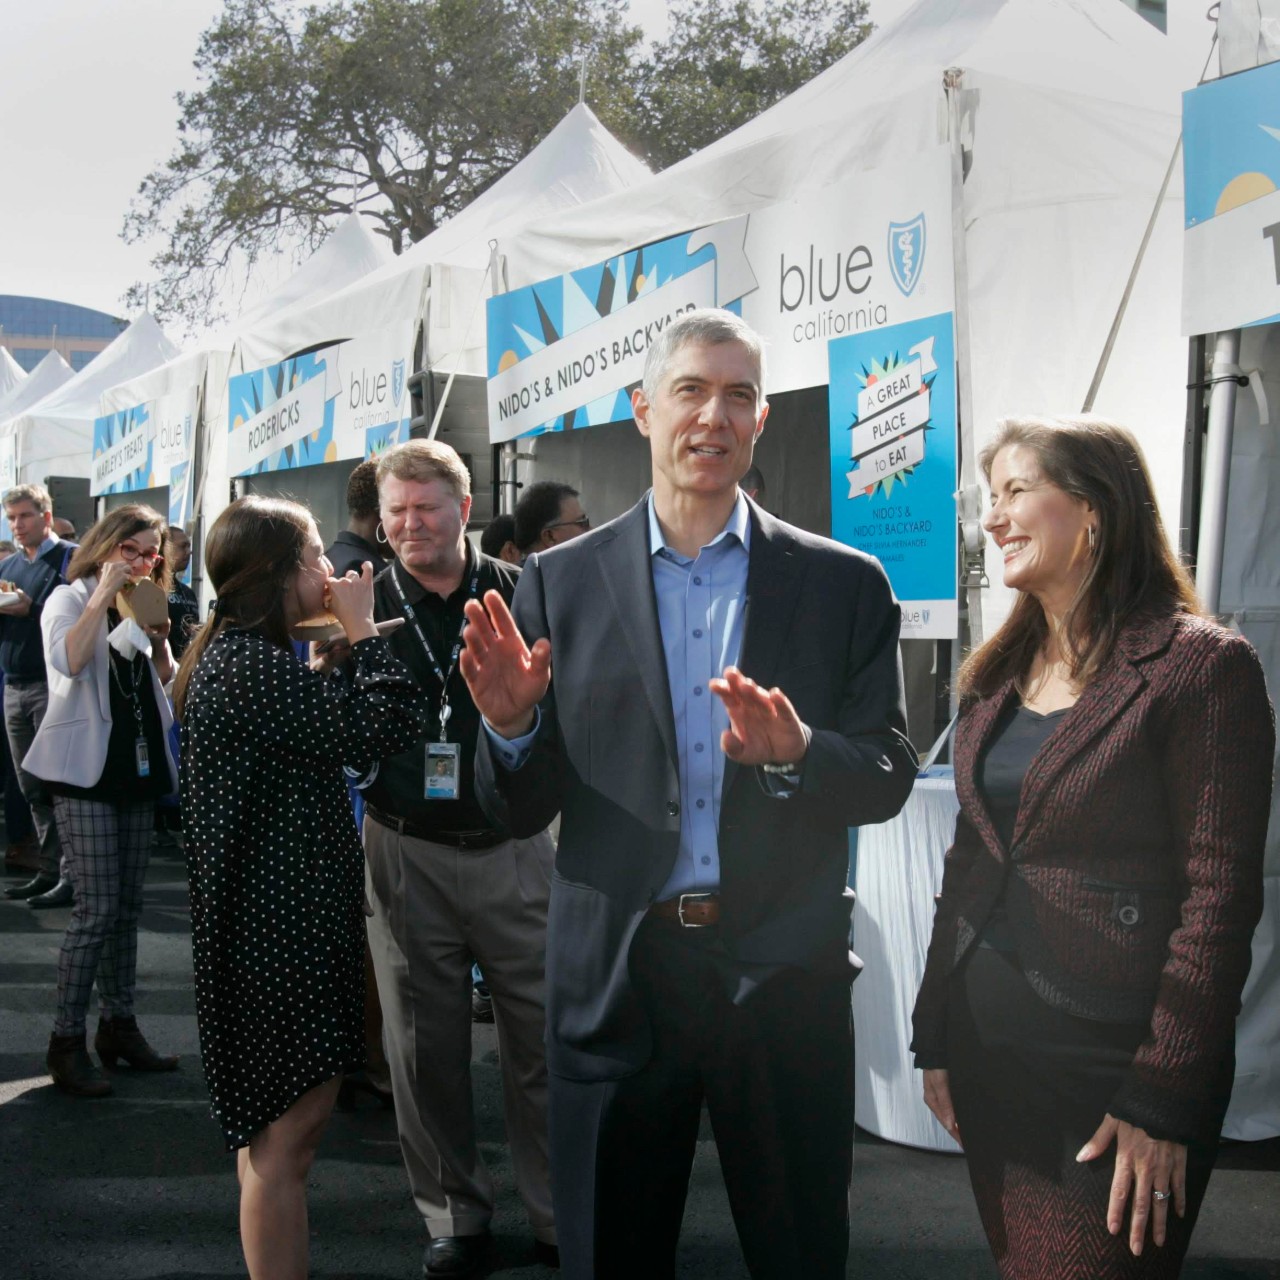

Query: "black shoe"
left=471, top=986, right=494, bottom=1024
left=94, top=1016, right=179, bottom=1072
left=5, top=872, right=57, bottom=901
left=47, top=1032, right=112, bottom=1098
left=28, top=878, right=74, bottom=909
left=423, top=1232, right=490, bottom=1277
left=534, top=1240, right=560, bottom=1270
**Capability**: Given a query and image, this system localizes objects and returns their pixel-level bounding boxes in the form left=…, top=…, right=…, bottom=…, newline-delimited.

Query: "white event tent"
left=101, top=212, right=391, bottom=540
left=236, top=103, right=651, bottom=380
left=0, top=348, right=26, bottom=400
left=499, top=0, right=1192, bottom=637
left=4, top=314, right=179, bottom=484
left=0, top=350, right=73, bottom=425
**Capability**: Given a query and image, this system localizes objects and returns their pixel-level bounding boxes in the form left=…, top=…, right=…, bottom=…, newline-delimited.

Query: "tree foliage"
left=125, top=0, right=870, bottom=330
left=633, top=0, right=872, bottom=170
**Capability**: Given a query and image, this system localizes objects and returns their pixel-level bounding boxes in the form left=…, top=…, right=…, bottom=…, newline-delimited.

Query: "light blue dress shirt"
left=647, top=492, right=750, bottom=899
left=487, top=492, right=796, bottom=902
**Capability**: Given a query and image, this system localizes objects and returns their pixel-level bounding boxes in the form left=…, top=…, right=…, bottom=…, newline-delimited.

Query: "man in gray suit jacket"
left=461, top=309, right=916, bottom=1278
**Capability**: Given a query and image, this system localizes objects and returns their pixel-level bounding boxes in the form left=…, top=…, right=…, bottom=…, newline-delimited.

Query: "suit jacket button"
left=667, top=801, right=680, bottom=817
left=1118, top=903, right=1141, bottom=927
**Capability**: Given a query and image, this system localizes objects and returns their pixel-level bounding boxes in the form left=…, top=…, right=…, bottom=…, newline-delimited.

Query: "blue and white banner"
left=228, top=325, right=413, bottom=477
left=1183, top=60, right=1280, bottom=335
left=828, top=312, right=958, bottom=639
left=487, top=146, right=954, bottom=442
left=91, top=385, right=199, bottom=497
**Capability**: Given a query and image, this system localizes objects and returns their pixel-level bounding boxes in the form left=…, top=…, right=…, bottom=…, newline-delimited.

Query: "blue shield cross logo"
left=888, top=215, right=926, bottom=297
left=391, top=359, right=406, bottom=406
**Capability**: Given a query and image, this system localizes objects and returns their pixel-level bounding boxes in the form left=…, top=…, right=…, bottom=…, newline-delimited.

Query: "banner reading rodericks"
left=228, top=326, right=413, bottom=477
left=486, top=146, right=953, bottom=442
left=91, top=386, right=199, bottom=497
left=1183, top=60, right=1280, bottom=336
left=828, top=312, right=958, bottom=640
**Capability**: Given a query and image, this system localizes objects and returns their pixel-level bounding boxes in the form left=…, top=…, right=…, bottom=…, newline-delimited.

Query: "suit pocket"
left=1082, top=877, right=1175, bottom=931
left=545, top=873, right=647, bottom=1066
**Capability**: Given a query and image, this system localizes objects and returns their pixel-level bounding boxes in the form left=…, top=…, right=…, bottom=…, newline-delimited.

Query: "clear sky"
left=0, top=0, right=1211, bottom=341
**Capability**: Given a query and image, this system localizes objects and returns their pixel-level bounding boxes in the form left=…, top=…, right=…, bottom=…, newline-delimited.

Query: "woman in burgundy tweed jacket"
left=911, top=416, right=1274, bottom=1279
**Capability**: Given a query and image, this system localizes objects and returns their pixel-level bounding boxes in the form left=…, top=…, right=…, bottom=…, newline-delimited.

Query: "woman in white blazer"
left=26, top=505, right=179, bottom=1097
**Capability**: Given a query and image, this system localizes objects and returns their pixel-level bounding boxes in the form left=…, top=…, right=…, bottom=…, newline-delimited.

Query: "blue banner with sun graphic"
left=486, top=218, right=754, bottom=442
left=828, top=311, right=958, bottom=639
left=227, top=327, right=414, bottom=477
left=91, top=404, right=153, bottom=496
left=1182, top=59, right=1280, bottom=334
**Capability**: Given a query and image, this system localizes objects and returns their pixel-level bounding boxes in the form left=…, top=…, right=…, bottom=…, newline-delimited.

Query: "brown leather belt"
left=365, top=805, right=506, bottom=850
left=648, top=892, right=721, bottom=928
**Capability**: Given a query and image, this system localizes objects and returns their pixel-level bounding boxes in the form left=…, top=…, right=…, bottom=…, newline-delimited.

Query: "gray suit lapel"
left=596, top=502, right=679, bottom=770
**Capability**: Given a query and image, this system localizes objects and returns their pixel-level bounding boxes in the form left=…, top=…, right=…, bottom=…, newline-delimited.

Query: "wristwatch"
left=760, top=760, right=801, bottom=775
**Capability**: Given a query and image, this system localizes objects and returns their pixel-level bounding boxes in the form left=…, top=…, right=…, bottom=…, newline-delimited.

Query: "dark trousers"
left=948, top=946, right=1221, bottom=1280
left=550, top=915, right=854, bottom=1280
left=4, top=679, right=61, bottom=875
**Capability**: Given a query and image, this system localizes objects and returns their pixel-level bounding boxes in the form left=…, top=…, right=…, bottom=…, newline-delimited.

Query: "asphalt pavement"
left=2, top=841, right=1278, bottom=1280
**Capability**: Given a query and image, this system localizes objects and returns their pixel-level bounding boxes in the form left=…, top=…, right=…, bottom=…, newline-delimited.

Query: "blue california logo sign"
left=391, top=359, right=406, bottom=406
left=888, top=215, right=926, bottom=297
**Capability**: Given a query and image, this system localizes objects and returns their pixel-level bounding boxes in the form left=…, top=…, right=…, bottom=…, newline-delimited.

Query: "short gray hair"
left=640, top=308, right=767, bottom=403
left=3, top=483, right=52, bottom=515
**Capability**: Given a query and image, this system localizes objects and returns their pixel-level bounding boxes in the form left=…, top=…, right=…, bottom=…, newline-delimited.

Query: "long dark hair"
left=173, top=496, right=313, bottom=718
left=959, top=415, right=1202, bottom=701
left=67, top=505, right=172, bottom=593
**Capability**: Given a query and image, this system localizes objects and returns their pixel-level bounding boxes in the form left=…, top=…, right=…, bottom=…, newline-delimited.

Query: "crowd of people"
left=0, top=308, right=1274, bottom=1280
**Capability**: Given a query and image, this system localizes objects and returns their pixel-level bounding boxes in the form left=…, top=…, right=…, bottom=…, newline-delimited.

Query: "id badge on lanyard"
left=391, top=564, right=476, bottom=803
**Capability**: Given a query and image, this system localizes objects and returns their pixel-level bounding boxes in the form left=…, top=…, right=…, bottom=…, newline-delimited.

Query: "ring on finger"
left=1152, top=1189, right=1171, bottom=1202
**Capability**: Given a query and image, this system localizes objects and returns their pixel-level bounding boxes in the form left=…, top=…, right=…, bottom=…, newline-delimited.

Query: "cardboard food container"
left=292, top=612, right=344, bottom=643
left=115, top=579, right=170, bottom=629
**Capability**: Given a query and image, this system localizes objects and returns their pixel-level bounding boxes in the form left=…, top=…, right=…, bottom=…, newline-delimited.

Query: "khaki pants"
left=363, top=817, right=556, bottom=1243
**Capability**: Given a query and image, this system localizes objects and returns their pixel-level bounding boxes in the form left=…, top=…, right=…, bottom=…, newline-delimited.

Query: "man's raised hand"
left=460, top=589, right=551, bottom=739
left=709, top=666, right=809, bottom=767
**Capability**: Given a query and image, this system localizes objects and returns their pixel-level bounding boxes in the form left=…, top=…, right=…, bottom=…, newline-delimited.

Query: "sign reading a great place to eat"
left=486, top=146, right=955, bottom=443
left=1182, top=59, right=1280, bottom=336
left=227, top=326, right=413, bottom=477
left=827, top=312, right=958, bottom=640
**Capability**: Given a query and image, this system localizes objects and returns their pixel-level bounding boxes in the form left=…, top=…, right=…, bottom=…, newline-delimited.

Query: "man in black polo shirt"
left=326, top=458, right=390, bottom=578
left=164, top=525, right=201, bottom=660
left=0, top=484, right=74, bottom=903
left=361, top=440, right=555, bottom=1279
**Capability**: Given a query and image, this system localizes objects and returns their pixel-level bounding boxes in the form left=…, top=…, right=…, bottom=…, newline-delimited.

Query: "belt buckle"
left=677, top=892, right=713, bottom=928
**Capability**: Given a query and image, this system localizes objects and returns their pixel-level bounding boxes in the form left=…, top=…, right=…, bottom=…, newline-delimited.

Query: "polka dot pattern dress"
left=181, top=630, right=428, bottom=1150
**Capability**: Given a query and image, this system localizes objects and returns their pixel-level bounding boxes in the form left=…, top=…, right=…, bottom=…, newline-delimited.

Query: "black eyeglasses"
left=544, top=514, right=591, bottom=533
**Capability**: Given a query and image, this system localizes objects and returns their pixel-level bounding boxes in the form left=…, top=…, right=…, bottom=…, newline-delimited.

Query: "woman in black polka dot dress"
left=175, top=496, right=428, bottom=1280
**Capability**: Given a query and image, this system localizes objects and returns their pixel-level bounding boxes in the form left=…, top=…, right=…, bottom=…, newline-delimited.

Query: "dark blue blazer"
left=475, top=496, right=917, bottom=1082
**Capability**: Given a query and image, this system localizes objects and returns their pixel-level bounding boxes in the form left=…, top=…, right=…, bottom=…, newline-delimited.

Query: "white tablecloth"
left=852, top=771, right=962, bottom=1152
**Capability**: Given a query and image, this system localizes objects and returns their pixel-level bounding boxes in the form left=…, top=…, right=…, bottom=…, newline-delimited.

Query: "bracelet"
left=760, top=761, right=801, bottom=775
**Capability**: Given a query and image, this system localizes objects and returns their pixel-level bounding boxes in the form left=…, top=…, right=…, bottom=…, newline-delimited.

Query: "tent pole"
left=1195, top=329, right=1242, bottom=616
left=945, top=67, right=982, bottom=718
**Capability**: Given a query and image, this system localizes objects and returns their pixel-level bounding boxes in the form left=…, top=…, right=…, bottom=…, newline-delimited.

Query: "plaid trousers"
left=51, top=796, right=153, bottom=1036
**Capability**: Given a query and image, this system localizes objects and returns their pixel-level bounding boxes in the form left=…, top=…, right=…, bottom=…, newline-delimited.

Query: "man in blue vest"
left=0, top=484, right=76, bottom=906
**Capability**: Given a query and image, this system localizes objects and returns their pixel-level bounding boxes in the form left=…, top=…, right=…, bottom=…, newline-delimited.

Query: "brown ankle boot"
left=94, top=1016, right=179, bottom=1072
left=47, top=1033, right=113, bottom=1098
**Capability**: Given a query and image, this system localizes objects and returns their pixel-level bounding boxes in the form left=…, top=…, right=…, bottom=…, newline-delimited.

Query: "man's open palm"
left=460, top=590, right=550, bottom=738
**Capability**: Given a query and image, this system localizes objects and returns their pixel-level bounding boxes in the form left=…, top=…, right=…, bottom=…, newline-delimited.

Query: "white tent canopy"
left=0, top=350, right=73, bottom=426
left=500, top=0, right=1190, bottom=635
left=237, top=103, right=651, bottom=375
left=5, top=315, right=179, bottom=482
left=0, top=347, right=26, bottom=400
